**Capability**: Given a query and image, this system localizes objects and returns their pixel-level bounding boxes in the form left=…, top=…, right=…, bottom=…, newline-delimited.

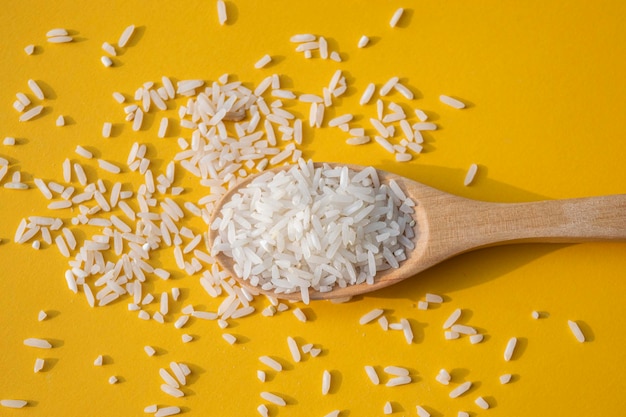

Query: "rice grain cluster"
left=212, top=160, right=417, bottom=301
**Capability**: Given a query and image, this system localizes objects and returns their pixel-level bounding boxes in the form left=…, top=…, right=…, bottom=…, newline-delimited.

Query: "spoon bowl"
left=208, top=162, right=626, bottom=301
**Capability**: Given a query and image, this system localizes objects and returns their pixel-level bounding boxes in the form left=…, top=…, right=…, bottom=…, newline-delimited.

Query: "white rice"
left=255, top=54, right=272, bottom=69
left=217, top=0, right=227, bottom=25
left=171, top=287, right=180, bottom=301
left=257, top=404, right=269, bottom=417
left=37, top=310, right=47, bottom=321
left=118, top=24, right=135, bottom=47
left=287, top=336, right=301, bottom=362
left=531, top=310, right=541, bottom=319
left=47, top=35, right=73, bottom=43
left=75, top=145, right=93, bottom=159
left=364, top=365, right=379, bottom=384
left=222, top=333, right=237, bottom=344
left=504, top=337, right=517, bottom=361
left=384, top=366, right=409, bottom=376
left=24, top=44, right=35, bottom=55
left=464, top=163, right=478, bottom=186
left=383, top=401, right=393, bottom=414
left=102, top=42, right=116, bottom=55
left=131, top=108, right=143, bottom=132
left=449, top=381, right=472, bottom=398
left=259, top=355, right=282, bottom=371
left=28, top=79, right=44, bottom=99
left=389, top=7, right=404, bottom=27
left=475, top=397, right=489, bottom=409
left=56, top=115, right=65, bottom=126
left=414, top=109, right=428, bottom=121
left=401, top=318, right=414, bottom=344
left=98, top=159, right=121, bottom=174
left=161, top=384, right=184, bottom=398
left=112, top=92, right=125, bottom=103
left=457, top=412, right=470, bottom=417
left=371, top=119, right=389, bottom=137
left=160, top=368, right=179, bottom=388
left=24, top=338, right=52, bottom=349
left=469, top=334, right=484, bottom=344
left=212, top=161, right=417, bottom=298
left=94, top=355, right=103, bottom=366
left=3, top=137, right=16, bottom=146
left=436, top=369, right=451, bottom=385
left=108, top=376, right=118, bottom=384
left=16, top=92, right=30, bottom=106
left=158, top=118, right=169, bottom=138
left=13, top=100, right=24, bottom=112
left=359, top=308, right=384, bottom=325
left=46, top=28, right=68, bottom=37
left=102, top=122, right=112, bottom=138
left=330, top=51, right=342, bottom=62
left=394, top=83, right=414, bottom=100
left=346, top=136, right=371, bottom=146
left=19, top=105, right=43, bottom=122
left=260, top=392, right=286, bottom=406
left=413, top=122, right=437, bottom=131
left=386, top=376, right=411, bottom=386
left=257, top=370, right=266, bottom=382
left=359, top=83, right=376, bottom=106
left=440, top=94, right=466, bottom=109
left=380, top=77, right=399, bottom=96
left=144, top=405, right=158, bottom=413
left=34, top=358, right=45, bottom=373
left=328, top=114, right=353, bottom=127
left=443, top=308, right=462, bottom=329
left=0, top=400, right=28, bottom=409
left=322, top=370, right=331, bottom=395
left=358, top=35, right=370, bottom=48
left=290, top=34, right=316, bottom=42
left=293, top=307, right=307, bottom=322
left=74, top=163, right=88, bottom=185
left=568, top=320, right=586, bottom=342
left=451, top=324, right=476, bottom=335
left=32, top=177, right=52, bottom=200
left=425, top=293, right=443, bottom=303
left=499, top=373, right=512, bottom=384
left=101, top=56, right=113, bottom=67
left=174, top=315, right=189, bottom=329
left=48, top=200, right=72, bottom=210
left=416, top=405, right=431, bottom=417
left=144, top=346, right=156, bottom=356
left=319, top=36, right=328, bottom=59
left=417, top=300, right=428, bottom=310
left=154, top=406, right=181, bottom=417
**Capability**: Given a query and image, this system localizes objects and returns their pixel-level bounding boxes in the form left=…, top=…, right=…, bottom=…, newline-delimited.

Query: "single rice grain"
left=390, top=8, right=404, bottom=27
left=118, top=24, right=135, bottom=47
left=568, top=320, right=586, bottom=342
left=440, top=94, right=466, bottom=109
left=504, top=337, right=517, bottom=361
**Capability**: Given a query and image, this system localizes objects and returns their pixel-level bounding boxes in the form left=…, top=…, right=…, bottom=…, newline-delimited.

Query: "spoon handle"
left=461, top=194, right=626, bottom=248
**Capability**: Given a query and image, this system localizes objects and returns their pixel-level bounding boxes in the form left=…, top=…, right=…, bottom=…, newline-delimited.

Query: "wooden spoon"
left=208, top=163, right=626, bottom=301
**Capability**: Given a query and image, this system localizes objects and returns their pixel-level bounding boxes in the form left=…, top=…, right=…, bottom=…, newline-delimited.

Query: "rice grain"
left=118, top=25, right=135, bottom=47
left=568, top=320, right=586, bottom=342
left=390, top=8, right=404, bottom=27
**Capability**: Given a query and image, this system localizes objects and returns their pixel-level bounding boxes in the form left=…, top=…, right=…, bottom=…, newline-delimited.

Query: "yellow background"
left=1, top=1, right=626, bottom=416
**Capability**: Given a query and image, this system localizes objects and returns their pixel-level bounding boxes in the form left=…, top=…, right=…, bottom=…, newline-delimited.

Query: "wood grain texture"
left=209, top=163, right=626, bottom=301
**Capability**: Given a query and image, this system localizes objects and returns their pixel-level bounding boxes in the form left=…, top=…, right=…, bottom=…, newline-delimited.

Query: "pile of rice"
left=211, top=159, right=417, bottom=300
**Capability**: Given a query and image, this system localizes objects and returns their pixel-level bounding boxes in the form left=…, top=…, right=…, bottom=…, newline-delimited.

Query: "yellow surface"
left=1, top=1, right=625, bottom=416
